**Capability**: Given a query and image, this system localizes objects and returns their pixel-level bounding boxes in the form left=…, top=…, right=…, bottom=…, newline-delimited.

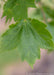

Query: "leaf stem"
left=38, top=2, right=46, bottom=23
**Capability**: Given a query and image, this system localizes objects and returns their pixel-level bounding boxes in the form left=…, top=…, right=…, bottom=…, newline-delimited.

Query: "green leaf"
left=2, top=0, right=35, bottom=22
left=0, top=19, right=53, bottom=67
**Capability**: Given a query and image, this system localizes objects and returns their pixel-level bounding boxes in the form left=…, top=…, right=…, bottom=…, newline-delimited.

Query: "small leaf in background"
left=2, top=0, right=36, bottom=22
left=29, top=5, right=54, bottom=21
left=47, top=20, right=54, bottom=52
left=41, top=0, right=54, bottom=8
left=43, top=5, right=54, bottom=19
left=0, top=19, right=53, bottom=67
left=28, top=8, right=43, bottom=21
left=47, top=20, right=54, bottom=45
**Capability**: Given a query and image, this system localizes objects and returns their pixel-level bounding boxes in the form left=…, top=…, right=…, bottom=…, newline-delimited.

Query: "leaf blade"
left=0, top=19, right=53, bottom=67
